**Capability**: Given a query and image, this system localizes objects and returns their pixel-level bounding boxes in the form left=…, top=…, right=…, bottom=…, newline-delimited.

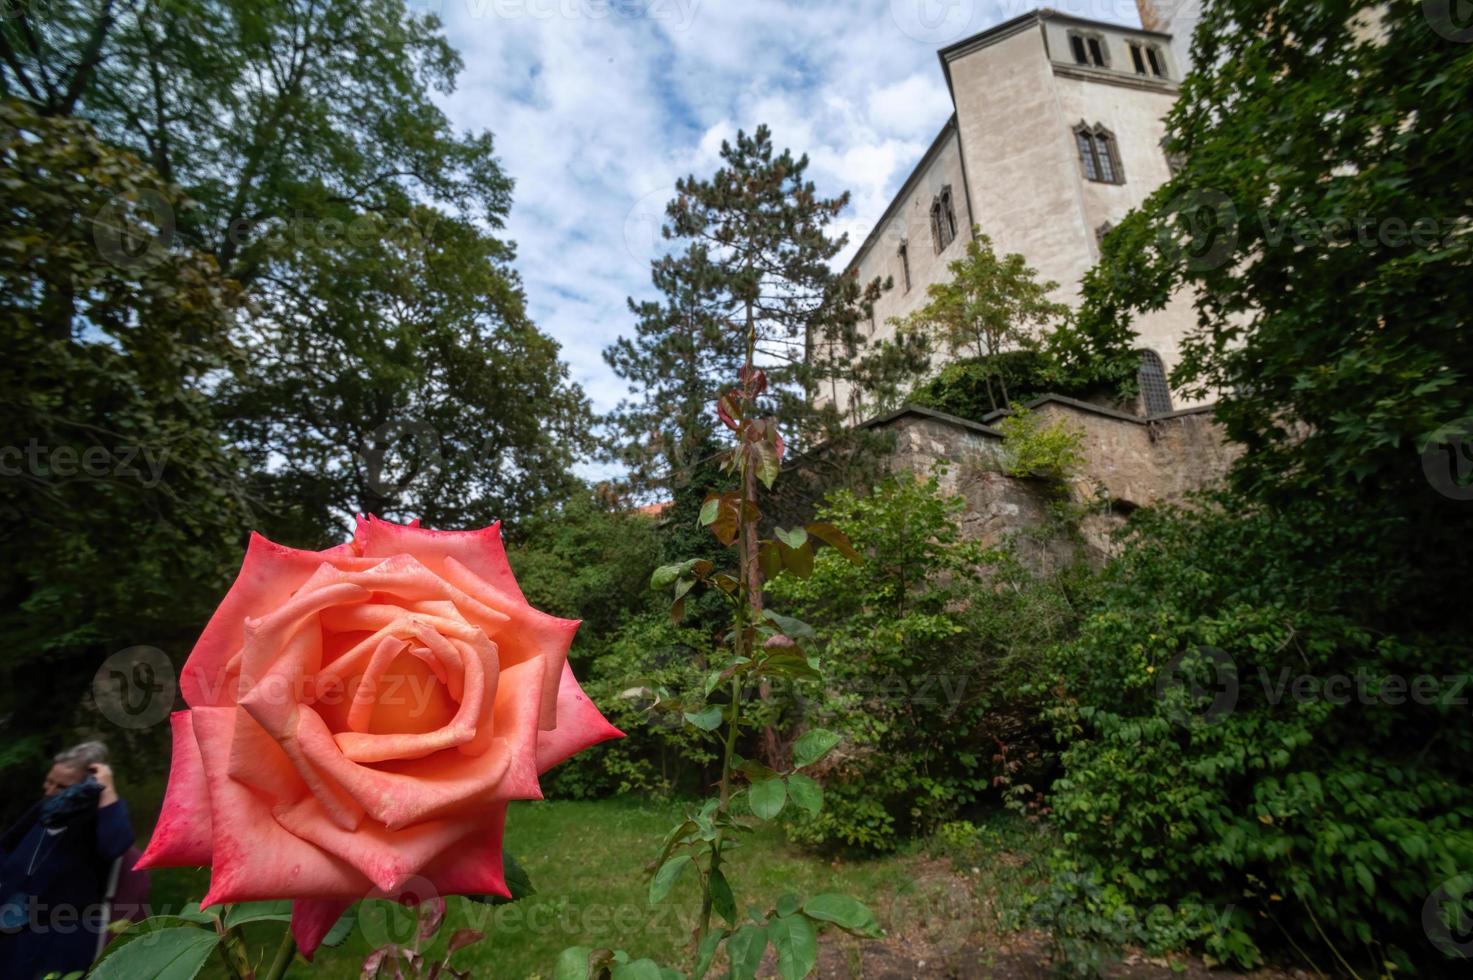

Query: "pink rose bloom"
left=137, top=516, right=621, bottom=956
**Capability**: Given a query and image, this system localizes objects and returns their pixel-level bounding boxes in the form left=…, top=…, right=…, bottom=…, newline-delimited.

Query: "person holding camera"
left=0, top=741, right=137, bottom=979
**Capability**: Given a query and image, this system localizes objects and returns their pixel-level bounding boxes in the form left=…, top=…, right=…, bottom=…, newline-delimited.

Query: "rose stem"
left=261, top=926, right=297, bottom=980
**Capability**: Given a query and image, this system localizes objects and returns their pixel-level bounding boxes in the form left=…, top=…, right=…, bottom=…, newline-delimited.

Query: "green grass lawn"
left=141, top=797, right=1047, bottom=979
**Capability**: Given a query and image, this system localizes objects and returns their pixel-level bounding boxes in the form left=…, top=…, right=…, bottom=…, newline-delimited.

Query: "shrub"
left=768, top=472, right=1079, bottom=851
left=907, top=351, right=1124, bottom=423
left=997, top=403, right=1085, bottom=484
left=1039, top=496, right=1473, bottom=974
left=542, top=612, right=718, bottom=799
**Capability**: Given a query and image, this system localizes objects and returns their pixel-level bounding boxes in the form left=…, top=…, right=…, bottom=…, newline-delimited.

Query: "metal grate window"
left=1138, top=349, right=1173, bottom=415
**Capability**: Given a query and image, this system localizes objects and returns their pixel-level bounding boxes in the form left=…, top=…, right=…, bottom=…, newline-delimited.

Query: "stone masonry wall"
left=864, top=397, right=1237, bottom=561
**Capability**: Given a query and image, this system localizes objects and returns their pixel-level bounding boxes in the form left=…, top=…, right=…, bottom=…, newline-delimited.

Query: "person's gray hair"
left=54, top=740, right=109, bottom=771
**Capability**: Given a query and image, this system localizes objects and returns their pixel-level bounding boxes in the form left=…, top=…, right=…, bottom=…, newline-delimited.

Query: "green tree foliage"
left=1041, top=499, right=1473, bottom=973
left=3, top=0, right=592, bottom=539
left=604, top=249, right=746, bottom=495
left=1082, top=0, right=1472, bottom=539
left=1048, top=2, right=1473, bottom=972
left=506, top=487, right=664, bottom=659
left=541, top=612, right=718, bottom=801
left=769, top=474, right=1078, bottom=851
left=898, top=231, right=1070, bottom=415
left=657, top=125, right=888, bottom=449
left=0, top=99, right=247, bottom=806
left=907, top=350, right=1126, bottom=423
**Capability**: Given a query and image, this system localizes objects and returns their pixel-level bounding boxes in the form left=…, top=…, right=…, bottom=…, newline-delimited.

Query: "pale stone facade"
left=835, top=8, right=1199, bottom=418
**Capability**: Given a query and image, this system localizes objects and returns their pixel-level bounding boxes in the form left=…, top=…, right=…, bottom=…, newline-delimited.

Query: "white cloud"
left=434, top=0, right=1141, bottom=435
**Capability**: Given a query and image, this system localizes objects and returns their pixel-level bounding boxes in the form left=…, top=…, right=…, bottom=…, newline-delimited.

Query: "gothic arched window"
left=1137, top=349, right=1173, bottom=415
left=1075, top=122, right=1124, bottom=185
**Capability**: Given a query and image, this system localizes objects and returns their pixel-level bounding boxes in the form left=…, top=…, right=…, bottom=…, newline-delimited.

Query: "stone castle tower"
left=820, top=7, right=1233, bottom=558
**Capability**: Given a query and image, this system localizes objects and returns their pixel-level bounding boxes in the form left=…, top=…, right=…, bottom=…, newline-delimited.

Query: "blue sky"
left=433, top=0, right=1143, bottom=451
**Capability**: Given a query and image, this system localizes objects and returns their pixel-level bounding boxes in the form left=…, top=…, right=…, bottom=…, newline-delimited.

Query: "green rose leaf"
left=693, top=928, right=725, bottom=979
left=650, top=563, right=684, bottom=590
left=709, top=866, right=738, bottom=925
left=726, top=923, right=768, bottom=980
left=611, top=960, right=665, bottom=980
left=649, top=853, right=693, bottom=905
left=802, top=893, right=883, bottom=937
left=786, top=773, right=823, bottom=816
left=793, top=728, right=841, bottom=768
left=89, top=926, right=220, bottom=980
left=774, top=526, right=808, bottom=550
left=737, top=758, right=779, bottom=782
left=761, top=609, right=815, bottom=639
left=223, top=899, right=292, bottom=928
left=684, top=705, right=724, bottom=731
left=698, top=495, right=720, bottom=526
left=749, top=777, right=787, bottom=820
left=768, top=914, right=819, bottom=980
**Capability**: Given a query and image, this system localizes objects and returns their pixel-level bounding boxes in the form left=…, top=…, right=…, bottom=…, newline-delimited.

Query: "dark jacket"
left=0, top=791, right=134, bottom=980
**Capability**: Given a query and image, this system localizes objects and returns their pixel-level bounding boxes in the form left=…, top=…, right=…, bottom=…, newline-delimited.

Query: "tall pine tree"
left=605, top=125, right=906, bottom=502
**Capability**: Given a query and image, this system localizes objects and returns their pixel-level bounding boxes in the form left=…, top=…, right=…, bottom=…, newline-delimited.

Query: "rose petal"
left=292, top=899, right=353, bottom=961
left=417, top=804, right=510, bottom=898
left=353, top=515, right=524, bottom=603
left=440, top=556, right=578, bottom=732
left=274, top=796, right=476, bottom=894
left=135, top=711, right=213, bottom=869
left=536, top=662, right=625, bottom=774
left=290, top=661, right=543, bottom=829
left=191, top=707, right=371, bottom=906
left=181, top=534, right=361, bottom=707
